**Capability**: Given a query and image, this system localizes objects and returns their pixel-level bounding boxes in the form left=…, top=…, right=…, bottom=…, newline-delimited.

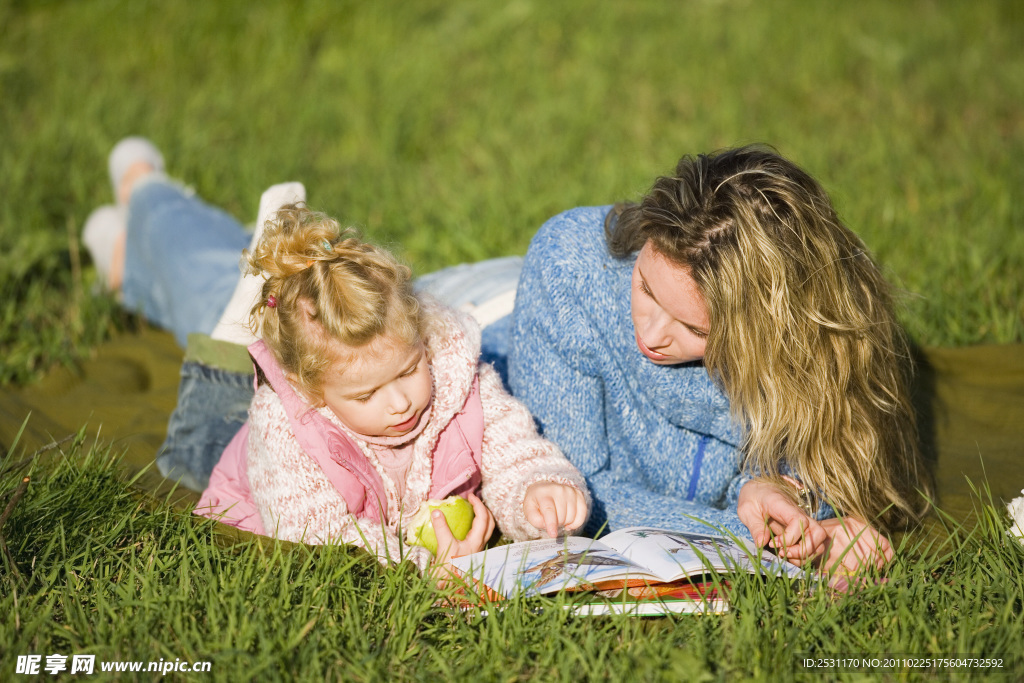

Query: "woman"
left=503, top=146, right=931, bottom=571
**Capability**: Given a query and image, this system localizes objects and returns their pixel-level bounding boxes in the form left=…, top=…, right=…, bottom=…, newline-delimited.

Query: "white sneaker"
left=82, top=204, right=127, bottom=288
left=108, top=136, right=165, bottom=205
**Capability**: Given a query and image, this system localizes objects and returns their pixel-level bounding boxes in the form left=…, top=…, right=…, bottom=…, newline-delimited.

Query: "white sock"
left=108, top=137, right=165, bottom=205
left=210, top=182, right=306, bottom=345
left=82, top=204, right=127, bottom=286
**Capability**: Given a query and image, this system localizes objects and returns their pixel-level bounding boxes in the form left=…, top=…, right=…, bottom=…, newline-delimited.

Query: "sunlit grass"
left=2, top=439, right=1022, bottom=681
left=2, top=2, right=1023, bottom=676
left=1, top=0, right=1023, bottom=383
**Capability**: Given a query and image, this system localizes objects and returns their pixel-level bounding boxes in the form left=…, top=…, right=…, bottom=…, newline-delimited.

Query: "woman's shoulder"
left=520, top=205, right=632, bottom=305
left=525, top=205, right=615, bottom=270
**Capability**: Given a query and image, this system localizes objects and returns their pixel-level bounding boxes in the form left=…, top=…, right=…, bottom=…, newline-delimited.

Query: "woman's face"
left=630, top=242, right=710, bottom=365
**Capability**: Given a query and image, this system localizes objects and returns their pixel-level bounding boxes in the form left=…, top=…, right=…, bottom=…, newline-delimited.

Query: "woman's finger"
left=777, top=518, right=827, bottom=560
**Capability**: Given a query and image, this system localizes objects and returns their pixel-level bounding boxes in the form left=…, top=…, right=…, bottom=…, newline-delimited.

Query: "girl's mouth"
left=391, top=412, right=420, bottom=433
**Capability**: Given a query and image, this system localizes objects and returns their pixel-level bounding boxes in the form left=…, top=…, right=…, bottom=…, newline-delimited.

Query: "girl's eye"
left=639, top=280, right=653, bottom=297
left=354, top=393, right=373, bottom=403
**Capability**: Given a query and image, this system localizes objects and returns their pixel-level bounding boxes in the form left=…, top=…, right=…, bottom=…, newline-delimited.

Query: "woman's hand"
left=818, top=516, right=893, bottom=574
left=524, top=482, right=589, bottom=538
left=738, top=480, right=829, bottom=564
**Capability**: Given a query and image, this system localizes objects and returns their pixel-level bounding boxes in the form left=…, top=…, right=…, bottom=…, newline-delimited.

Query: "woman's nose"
left=640, top=311, right=672, bottom=349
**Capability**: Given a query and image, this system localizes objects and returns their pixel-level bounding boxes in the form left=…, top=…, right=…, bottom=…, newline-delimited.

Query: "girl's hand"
left=524, top=482, right=588, bottom=538
left=431, top=492, right=496, bottom=565
left=737, top=480, right=829, bottom=564
left=818, top=516, right=893, bottom=574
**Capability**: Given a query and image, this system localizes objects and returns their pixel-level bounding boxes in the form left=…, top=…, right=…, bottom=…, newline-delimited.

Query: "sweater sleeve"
left=510, top=287, right=750, bottom=538
left=587, top=471, right=752, bottom=538
left=508, top=210, right=753, bottom=540
left=246, top=386, right=434, bottom=570
left=506, top=247, right=613, bottom=482
left=476, top=364, right=591, bottom=541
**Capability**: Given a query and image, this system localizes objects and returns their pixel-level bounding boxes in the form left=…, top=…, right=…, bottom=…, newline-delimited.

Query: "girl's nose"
left=388, top=388, right=412, bottom=415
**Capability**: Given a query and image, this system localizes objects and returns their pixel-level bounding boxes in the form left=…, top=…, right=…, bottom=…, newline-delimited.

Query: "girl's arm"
left=476, top=363, right=591, bottom=541
left=246, top=386, right=433, bottom=570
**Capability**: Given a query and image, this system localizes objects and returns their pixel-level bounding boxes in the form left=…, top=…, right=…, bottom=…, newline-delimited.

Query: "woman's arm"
left=508, top=233, right=753, bottom=538
left=246, top=386, right=433, bottom=569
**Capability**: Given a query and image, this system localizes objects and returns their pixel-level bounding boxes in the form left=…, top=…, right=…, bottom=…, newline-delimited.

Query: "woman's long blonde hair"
left=607, top=146, right=932, bottom=532
left=246, top=204, right=423, bottom=404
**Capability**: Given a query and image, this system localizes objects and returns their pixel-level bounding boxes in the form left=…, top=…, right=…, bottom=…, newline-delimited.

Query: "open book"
left=447, top=526, right=804, bottom=615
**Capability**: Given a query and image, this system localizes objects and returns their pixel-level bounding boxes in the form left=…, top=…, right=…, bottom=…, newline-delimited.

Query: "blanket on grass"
left=1, top=327, right=1022, bottom=533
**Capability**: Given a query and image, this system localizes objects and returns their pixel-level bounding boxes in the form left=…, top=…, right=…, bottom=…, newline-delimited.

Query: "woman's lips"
left=635, top=332, right=670, bottom=361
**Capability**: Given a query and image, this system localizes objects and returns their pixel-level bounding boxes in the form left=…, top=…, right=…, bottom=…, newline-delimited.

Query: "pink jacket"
left=196, top=339, right=485, bottom=536
left=195, top=302, right=589, bottom=570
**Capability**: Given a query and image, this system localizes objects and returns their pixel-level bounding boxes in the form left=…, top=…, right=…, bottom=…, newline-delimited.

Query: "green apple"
left=405, top=496, right=475, bottom=555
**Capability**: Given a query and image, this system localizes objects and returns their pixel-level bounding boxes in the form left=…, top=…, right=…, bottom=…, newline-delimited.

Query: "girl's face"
left=320, top=336, right=433, bottom=438
left=630, top=242, right=710, bottom=365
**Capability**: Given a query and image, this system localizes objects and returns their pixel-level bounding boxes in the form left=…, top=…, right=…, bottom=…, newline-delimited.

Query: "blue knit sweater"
left=508, top=206, right=756, bottom=539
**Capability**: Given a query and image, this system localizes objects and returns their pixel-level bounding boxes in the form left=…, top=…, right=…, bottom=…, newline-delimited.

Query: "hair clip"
left=322, top=238, right=333, bottom=252
left=266, top=294, right=278, bottom=308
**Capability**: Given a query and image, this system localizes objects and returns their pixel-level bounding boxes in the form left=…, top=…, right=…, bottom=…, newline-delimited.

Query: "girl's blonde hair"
left=607, top=145, right=932, bottom=532
left=246, top=204, right=423, bottom=404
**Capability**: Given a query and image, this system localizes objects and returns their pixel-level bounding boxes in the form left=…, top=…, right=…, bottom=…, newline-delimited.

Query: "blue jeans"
left=123, top=178, right=250, bottom=348
left=157, top=358, right=254, bottom=491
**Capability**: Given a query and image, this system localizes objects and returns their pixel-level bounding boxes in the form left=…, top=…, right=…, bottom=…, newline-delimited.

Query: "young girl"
left=195, top=205, right=589, bottom=571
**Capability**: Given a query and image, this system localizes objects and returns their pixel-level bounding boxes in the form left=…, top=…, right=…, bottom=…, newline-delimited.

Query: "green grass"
left=1, top=0, right=1023, bottom=383
left=2, top=1, right=1024, bottom=680
left=3, top=438, right=1023, bottom=682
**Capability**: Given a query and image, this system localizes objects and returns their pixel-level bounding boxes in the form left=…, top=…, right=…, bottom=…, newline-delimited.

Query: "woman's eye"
left=639, top=280, right=653, bottom=297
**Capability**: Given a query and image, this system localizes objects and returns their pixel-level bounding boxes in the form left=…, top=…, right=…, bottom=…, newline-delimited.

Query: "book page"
left=448, top=536, right=662, bottom=598
left=575, top=580, right=728, bottom=616
left=598, top=527, right=803, bottom=581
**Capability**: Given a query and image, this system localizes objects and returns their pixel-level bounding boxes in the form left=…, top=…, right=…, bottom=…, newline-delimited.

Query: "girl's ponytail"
left=245, top=205, right=423, bottom=404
